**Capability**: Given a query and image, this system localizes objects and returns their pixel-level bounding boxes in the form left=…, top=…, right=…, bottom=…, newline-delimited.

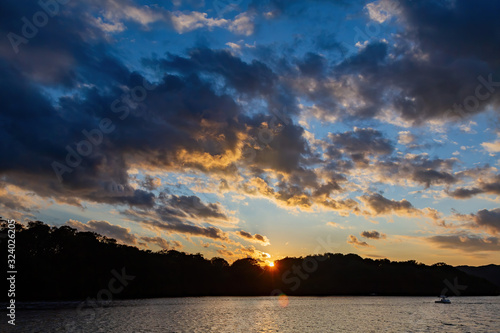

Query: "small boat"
left=435, top=295, right=451, bottom=304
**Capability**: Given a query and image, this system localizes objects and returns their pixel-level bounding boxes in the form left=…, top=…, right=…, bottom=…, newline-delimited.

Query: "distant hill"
left=457, top=265, right=500, bottom=289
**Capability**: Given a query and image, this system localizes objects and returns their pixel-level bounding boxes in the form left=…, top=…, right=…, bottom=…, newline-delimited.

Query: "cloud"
left=448, top=174, right=500, bottom=199
left=169, top=10, right=254, bottom=35
left=228, top=12, right=255, bottom=36
left=140, top=236, right=183, bottom=250
left=66, top=219, right=138, bottom=245
left=2, top=0, right=487, bottom=225
left=0, top=45, right=256, bottom=208
left=217, top=249, right=235, bottom=257
left=217, top=244, right=270, bottom=262
left=361, top=230, right=387, bottom=239
left=365, top=0, right=401, bottom=24
left=226, top=42, right=242, bottom=52
left=169, top=11, right=228, bottom=33
left=368, top=154, right=458, bottom=188
left=94, top=1, right=165, bottom=31
left=297, top=1, right=500, bottom=124
left=0, top=183, right=42, bottom=221
left=397, top=131, right=415, bottom=145
left=236, top=230, right=270, bottom=245
left=139, top=176, right=162, bottom=191
left=144, top=219, right=228, bottom=240
left=237, top=245, right=270, bottom=261
left=236, top=174, right=358, bottom=214
left=473, top=208, right=500, bottom=234
left=297, top=52, right=328, bottom=78
left=412, top=169, right=456, bottom=188
left=2, top=0, right=500, bottom=263
left=165, top=195, right=230, bottom=221
left=151, top=47, right=277, bottom=96
left=448, top=187, right=484, bottom=199
left=482, top=140, right=500, bottom=153
left=360, top=193, right=418, bottom=216
left=65, top=218, right=184, bottom=250
left=328, top=127, right=394, bottom=158
left=428, top=233, right=500, bottom=252
left=482, top=177, right=500, bottom=194
left=326, top=222, right=351, bottom=230
left=459, top=121, right=477, bottom=133
left=347, top=235, right=373, bottom=248
left=120, top=193, right=234, bottom=241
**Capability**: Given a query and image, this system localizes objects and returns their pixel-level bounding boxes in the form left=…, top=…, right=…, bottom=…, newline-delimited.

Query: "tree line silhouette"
left=1, top=220, right=498, bottom=301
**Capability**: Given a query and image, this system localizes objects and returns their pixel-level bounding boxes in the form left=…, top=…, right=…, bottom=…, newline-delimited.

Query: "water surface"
left=5, top=296, right=500, bottom=332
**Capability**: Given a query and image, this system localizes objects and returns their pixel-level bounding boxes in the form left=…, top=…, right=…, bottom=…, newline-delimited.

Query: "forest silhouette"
left=1, top=220, right=498, bottom=301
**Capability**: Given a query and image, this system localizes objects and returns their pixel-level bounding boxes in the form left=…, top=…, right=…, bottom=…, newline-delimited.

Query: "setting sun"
left=268, top=262, right=275, bottom=267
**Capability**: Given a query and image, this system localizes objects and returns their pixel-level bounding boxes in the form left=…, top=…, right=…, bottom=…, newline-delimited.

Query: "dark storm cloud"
left=242, top=114, right=312, bottom=174
left=312, top=181, right=342, bottom=197
left=65, top=219, right=183, bottom=249
left=145, top=220, right=228, bottom=240
left=448, top=187, right=484, bottom=199
left=327, top=127, right=394, bottom=158
left=153, top=193, right=232, bottom=223
left=361, top=230, right=386, bottom=239
left=0, top=39, right=249, bottom=208
left=347, top=235, right=371, bottom=248
left=2, top=0, right=499, bottom=222
left=0, top=0, right=131, bottom=88
left=449, top=175, right=500, bottom=199
left=473, top=209, right=500, bottom=234
left=120, top=193, right=231, bottom=240
left=297, top=52, right=328, bottom=78
left=149, top=48, right=277, bottom=96
left=300, top=0, right=500, bottom=124
left=139, top=175, right=162, bottom=191
left=0, top=57, right=157, bottom=207
left=360, top=193, right=417, bottom=216
left=140, top=236, right=182, bottom=250
left=166, top=195, right=229, bottom=220
left=397, top=0, right=500, bottom=65
left=236, top=230, right=270, bottom=245
left=428, top=234, right=500, bottom=252
left=0, top=1, right=164, bottom=208
left=66, top=219, right=138, bottom=245
left=412, top=170, right=456, bottom=188
left=481, top=178, right=500, bottom=195
left=372, top=154, right=458, bottom=188
left=0, top=7, right=319, bottom=213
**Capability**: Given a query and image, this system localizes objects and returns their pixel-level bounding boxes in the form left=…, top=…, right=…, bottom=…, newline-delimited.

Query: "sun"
left=268, top=262, right=275, bottom=267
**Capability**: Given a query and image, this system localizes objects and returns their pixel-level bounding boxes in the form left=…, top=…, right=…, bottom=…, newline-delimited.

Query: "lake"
left=4, top=296, right=500, bottom=332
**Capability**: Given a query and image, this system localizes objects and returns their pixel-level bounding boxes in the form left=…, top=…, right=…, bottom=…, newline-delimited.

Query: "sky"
left=1, top=0, right=500, bottom=266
